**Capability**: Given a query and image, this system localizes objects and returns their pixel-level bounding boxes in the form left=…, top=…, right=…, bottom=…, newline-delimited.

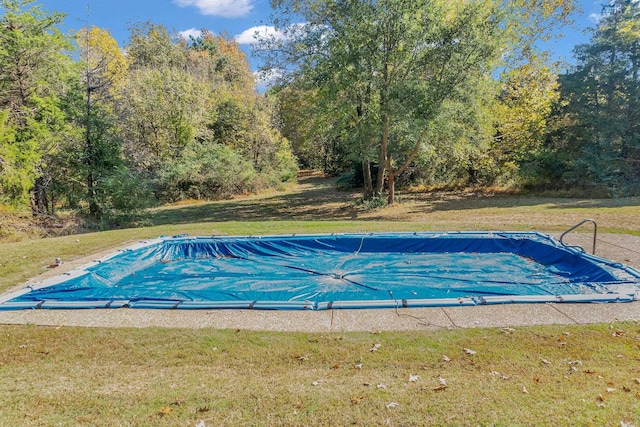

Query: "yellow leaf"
left=350, top=396, right=365, bottom=404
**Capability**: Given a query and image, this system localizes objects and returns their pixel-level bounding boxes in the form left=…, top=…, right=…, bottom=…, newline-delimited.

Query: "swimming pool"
left=2, top=232, right=639, bottom=310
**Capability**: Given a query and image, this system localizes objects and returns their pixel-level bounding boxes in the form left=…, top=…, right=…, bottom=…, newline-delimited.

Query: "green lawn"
left=1, top=323, right=639, bottom=426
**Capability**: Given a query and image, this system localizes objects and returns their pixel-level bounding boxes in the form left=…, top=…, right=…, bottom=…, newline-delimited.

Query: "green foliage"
left=118, top=24, right=297, bottom=208
left=157, top=142, right=258, bottom=202
left=267, top=0, right=574, bottom=203
left=354, top=195, right=388, bottom=210
left=0, top=0, right=74, bottom=212
left=0, top=4, right=295, bottom=227
left=334, top=171, right=356, bottom=191
left=0, top=111, right=39, bottom=205
left=126, top=22, right=187, bottom=70
left=118, top=67, right=206, bottom=170
left=539, top=0, right=640, bottom=195
left=492, top=60, right=560, bottom=177
left=95, top=167, right=154, bottom=228
left=271, top=84, right=352, bottom=174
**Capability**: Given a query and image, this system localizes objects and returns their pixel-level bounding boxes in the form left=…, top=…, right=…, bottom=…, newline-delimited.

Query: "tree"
left=117, top=66, right=208, bottom=173
left=0, top=0, right=74, bottom=213
left=551, top=0, right=640, bottom=192
left=265, top=0, right=503, bottom=203
left=491, top=59, right=560, bottom=184
left=264, top=0, right=574, bottom=204
left=273, top=83, right=350, bottom=173
left=118, top=24, right=296, bottom=202
left=126, top=22, right=186, bottom=70
left=76, top=26, right=128, bottom=219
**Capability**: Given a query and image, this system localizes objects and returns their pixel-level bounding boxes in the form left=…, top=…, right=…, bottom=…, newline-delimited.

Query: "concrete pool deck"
left=0, top=232, right=639, bottom=331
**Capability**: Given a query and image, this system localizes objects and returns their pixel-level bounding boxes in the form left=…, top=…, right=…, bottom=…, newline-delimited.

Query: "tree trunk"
left=362, top=159, right=373, bottom=199
left=385, top=132, right=428, bottom=206
left=86, top=73, right=101, bottom=220
left=387, top=171, right=395, bottom=205
left=375, top=114, right=389, bottom=196
left=30, top=177, right=49, bottom=216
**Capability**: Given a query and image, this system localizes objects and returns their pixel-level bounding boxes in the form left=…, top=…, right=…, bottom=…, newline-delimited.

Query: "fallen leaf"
left=597, top=394, right=606, bottom=402
left=464, top=348, right=477, bottom=355
left=623, top=386, right=631, bottom=392
left=433, top=384, right=447, bottom=391
left=522, top=387, right=529, bottom=394
left=297, top=356, right=309, bottom=362
left=332, top=364, right=340, bottom=370
left=568, top=360, right=583, bottom=366
left=608, top=381, right=616, bottom=386
left=195, top=421, right=206, bottom=427
left=196, top=407, right=210, bottom=413
left=540, top=357, right=552, bottom=365
left=371, top=343, right=382, bottom=352
left=442, top=355, right=451, bottom=362
left=439, top=377, right=447, bottom=386
left=612, top=330, right=625, bottom=337
left=606, top=387, right=616, bottom=393
left=159, top=406, right=173, bottom=416
left=354, top=363, right=363, bottom=370
left=312, top=381, right=319, bottom=386
left=409, top=374, right=420, bottom=382
left=350, top=396, right=365, bottom=405
left=386, top=402, right=399, bottom=409
left=377, top=384, right=387, bottom=389
left=585, top=369, right=596, bottom=374
left=635, top=378, right=640, bottom=384
left=533, top=377, right=540, bottom=383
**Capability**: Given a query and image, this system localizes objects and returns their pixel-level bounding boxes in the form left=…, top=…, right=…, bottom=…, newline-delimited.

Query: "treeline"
left=0, top=0, right=296, bottom=226
left=266, top=0, right=640, bottom=201
left=2, top=0, right=639, bottom=231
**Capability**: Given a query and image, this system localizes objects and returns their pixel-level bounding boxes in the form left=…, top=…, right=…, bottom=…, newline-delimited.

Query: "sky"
left=35, top=0, right=610, bottom=80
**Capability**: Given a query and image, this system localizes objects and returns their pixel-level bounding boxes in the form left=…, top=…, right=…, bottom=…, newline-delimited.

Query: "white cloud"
left=235, top=25, right=285, bottom=45
left=589, top=12, right=602, bottom=23
left=179, top=28, right=203, bottom=41
left=173, top=0, right=253, bottom=18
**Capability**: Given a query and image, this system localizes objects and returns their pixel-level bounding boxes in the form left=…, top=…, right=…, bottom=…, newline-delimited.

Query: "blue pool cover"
left=2, top=232, right=640, bottom=310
